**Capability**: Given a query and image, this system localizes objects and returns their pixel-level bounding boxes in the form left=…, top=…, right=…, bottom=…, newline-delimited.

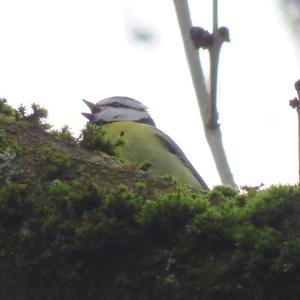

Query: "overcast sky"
left=0, top=0, right=299, bottom=188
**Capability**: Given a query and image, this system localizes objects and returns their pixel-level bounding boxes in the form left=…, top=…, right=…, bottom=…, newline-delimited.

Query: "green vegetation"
left=1, top=181, right=300, bottom=299
left=50, top=125, right=76, bottom=143
left=0, top=98, right=16, bottom=119
left=0, top=129, right=22, bottom=184
left=80, top=123, right=125, bottom=157
left=0, top=99, right=124, bottom=158
left=37, top=147, right=73, bottom=180
left=1, top=100, right=300, bottom=299
left=0, top=129, right=9, bottom=150
left=0, top=98, right=49, bottom=128
left=139, top=159, right=153, bottom=172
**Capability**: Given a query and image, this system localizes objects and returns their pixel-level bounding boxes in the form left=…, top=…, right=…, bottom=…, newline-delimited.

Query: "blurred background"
left=0, top=0, right=299, bottom=188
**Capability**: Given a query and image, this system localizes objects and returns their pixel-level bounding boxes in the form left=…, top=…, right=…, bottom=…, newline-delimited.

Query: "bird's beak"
left=81, top=112, right=94, bottom=122
left=82, top=99, right=99, bottom=113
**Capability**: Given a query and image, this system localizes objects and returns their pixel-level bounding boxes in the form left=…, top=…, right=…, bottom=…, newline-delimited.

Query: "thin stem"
left=208, top=0, right=221, bottom=129
left=213, top=0, right=218, bottom=31
left=173, top=0, right=210, bottom=122
left=208, top=44, right=221, bottom=128
left=298, top=109, right=300, bottom=183
left=173, top=0, right=238, bottom=189
left=294, top=80, right=300, bottom=183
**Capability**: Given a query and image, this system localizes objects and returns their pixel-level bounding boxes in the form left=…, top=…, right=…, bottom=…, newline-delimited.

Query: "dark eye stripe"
left=95, top=97, right=147, bottom=111
left=100, top=102, right=144, bottom=111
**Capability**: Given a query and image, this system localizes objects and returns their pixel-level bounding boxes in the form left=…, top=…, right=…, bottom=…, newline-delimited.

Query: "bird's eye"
left=92, top=106, right=102, bottom=113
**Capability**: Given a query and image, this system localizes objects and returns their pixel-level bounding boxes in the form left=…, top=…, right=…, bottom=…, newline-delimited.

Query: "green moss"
left=0, top=129, right=22, bottom=153
left=0, top=100, right=51, bottom=129
left=1, top=180, right=300, bottom=299
left=2, top=99, right=300, bottom=299
left=0, top=182, right=29, bottom=228
left=0, top=98, right=17, bottom=119
left=80, top=123, right=125, bottom=157
left=50, top=125, right=76, bottom=143
left=38, top=147, right=72, bottom=180
left=139, top=160, right=153, bottom=172
left=0, top=129, right=23, bottom=183
left=0, top=129, right=9, bottom=150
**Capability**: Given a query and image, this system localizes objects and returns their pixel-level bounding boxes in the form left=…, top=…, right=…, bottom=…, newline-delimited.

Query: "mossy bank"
left=1, top=100, right=300, bottom=300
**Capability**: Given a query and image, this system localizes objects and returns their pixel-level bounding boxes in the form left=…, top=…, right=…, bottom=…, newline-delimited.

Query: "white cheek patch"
left=94, top=107, right=150, bottom=123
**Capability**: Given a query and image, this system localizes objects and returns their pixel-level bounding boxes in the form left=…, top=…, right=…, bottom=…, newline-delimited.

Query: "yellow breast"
left=103, top=121, right=203, bottom=189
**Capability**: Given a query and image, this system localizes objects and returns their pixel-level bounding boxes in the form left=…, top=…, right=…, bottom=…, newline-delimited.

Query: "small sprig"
left=14, top=102, right=49, bottom=127
left=173, top=0, right=237, bottom=188
left=17, top=104, right=27, bottom=119
left=28, top=103, right=48, bottom=123
left=190, top=22, right=230, bottom=130
left=241, top=183, right=264, bottom=194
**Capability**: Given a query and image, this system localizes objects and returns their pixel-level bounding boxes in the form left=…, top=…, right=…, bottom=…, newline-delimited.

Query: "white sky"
left=0, top=0, right=299, bottom=188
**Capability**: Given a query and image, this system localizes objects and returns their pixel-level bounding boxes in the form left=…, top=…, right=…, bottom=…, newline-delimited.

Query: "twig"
left=290, top=80, right=300, bottom=183
left=298, top=109, right=300, bottom=183
left=173, top=0, right=237, bottom=188
left=208, top=0, right=220, bottom=128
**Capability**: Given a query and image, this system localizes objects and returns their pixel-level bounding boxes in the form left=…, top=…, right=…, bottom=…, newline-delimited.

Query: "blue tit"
left=82, top=96, right=208, bottom=190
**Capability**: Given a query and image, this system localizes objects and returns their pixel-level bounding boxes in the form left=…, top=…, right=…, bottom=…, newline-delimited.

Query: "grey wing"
left=153, top=127, right=208, bottom=190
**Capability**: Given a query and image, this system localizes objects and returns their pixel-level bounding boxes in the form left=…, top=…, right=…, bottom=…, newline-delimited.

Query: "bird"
left=82, top=96, right=208, bottom=190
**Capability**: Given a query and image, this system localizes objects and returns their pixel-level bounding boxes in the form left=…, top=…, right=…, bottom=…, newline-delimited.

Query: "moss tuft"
left=80, top=123, right=125, bottom=157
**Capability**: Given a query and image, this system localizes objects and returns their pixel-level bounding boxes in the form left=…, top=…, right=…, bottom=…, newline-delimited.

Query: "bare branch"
left=292, top=80, right=300, bottom=183
left=173, top=0, right=237, bottom=188
left=208, top=1, right=230, bottom=129
left=213, top=0, right=218, bottom=31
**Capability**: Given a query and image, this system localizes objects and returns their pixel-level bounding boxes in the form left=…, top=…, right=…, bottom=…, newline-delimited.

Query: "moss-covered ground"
left=1, top=100, right=300, bottom=300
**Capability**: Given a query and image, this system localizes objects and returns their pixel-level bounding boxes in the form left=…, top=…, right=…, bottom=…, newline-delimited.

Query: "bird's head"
left=82, top=96, right=155, bottom=126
